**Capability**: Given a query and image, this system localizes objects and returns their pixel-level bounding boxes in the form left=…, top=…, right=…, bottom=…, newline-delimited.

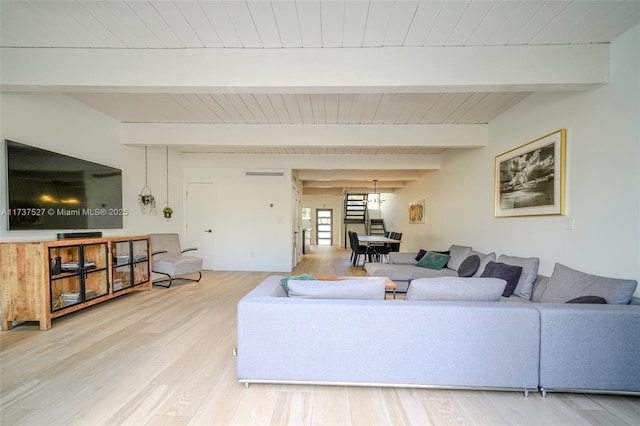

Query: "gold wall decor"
left=409, top=199, right=425, bottom=224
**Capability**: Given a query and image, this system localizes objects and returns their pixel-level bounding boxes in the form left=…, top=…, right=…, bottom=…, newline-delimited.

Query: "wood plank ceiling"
left=2, top=1, right=639, bottom=192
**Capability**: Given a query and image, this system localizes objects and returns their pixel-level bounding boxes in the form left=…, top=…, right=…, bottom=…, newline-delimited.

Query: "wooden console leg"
left=40, top=319, right=51, bottom=331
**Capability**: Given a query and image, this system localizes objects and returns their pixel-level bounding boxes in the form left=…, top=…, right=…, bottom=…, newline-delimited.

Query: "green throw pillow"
left=416, top=251, right=451, bottom=270
left=280, top=274, right=316, bottom=292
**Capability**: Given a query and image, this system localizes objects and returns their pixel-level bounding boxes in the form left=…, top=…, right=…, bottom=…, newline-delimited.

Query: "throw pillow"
left=480, top=261, right=523, bottom=297
left=540, top=263, right=638, bottom=305
left=416, top=251, right=451, bottom=270
left=446, top=245, right=472, bottom=271
left=496, top=255, right=540, bottom=300
left=566, top=295, right=607, bottom=304
left=415, top=249, right=450, bottom=262
left=406, top=277, right=506, bottom=301
left=280, top=274, right=316, bottom=292
left=458, top=255, right=481, bottom=277
left=470, top=251, right=497, bottom=277
left=287, top=278, right=386, bottom=300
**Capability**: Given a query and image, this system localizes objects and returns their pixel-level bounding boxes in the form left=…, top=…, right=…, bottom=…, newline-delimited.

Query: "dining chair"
left=349, top=231, right=369, bottom=268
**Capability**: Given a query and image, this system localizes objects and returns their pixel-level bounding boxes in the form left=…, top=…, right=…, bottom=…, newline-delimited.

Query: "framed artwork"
left=409, top=199, right=425, bottom=224
left=495, top=129, right=566, bottom=217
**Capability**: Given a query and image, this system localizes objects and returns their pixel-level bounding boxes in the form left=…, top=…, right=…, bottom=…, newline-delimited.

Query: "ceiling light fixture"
left=367, top=179, right=384, bottom=209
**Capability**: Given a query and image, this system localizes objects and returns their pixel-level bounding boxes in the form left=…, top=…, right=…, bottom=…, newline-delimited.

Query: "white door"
left=186, top=182, right=216, bottom=270
left=316, top=209, right=333, bottom=245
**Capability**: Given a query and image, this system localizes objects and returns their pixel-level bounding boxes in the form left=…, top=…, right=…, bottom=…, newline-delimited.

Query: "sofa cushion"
left=416, top=251, right=451, bottom=270
left=406, top=277, right=507, bottom=302
left=480, top=261, right=522, bottom=297
left=497, top=255, right=540, bottom=300
left=280, top=274, right=316, bottom=292
left=447, top=245, right=472, bottom=271
left=540, top=263, right=638, bottom=305
left=389, top=252, right=423, bottom=265
left=287, top=278, right=386, bottom=300
left=458, top=255, right=480, bottom=277
left=411, top=267, right=458, bottom=280
left=471, top=251, right=497, bottom=277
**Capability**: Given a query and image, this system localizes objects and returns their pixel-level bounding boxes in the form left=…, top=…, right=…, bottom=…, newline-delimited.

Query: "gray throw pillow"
left=287, top=279, right=386, bottom=300
left=497, top=255, right=540, bottom=300
left=540, top=263, right=637, bottom=305
left=480, top=261, right=523, bottom=297
left=458, top=255, right=480, bottom=277
left=471, top=251, right=497, bottom=277
left=406, top=277, right=507, bottom=302
left=446, top=245, right=472, bottom=271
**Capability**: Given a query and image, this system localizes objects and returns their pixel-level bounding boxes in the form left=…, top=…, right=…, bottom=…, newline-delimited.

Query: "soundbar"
left=57, top=231, right=103, bottom=240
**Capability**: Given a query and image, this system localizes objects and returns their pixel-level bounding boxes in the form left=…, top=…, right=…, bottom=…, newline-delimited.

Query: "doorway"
left=316, top=209, right=333, bottom=246
left=186, top=182, right=215, bottom=270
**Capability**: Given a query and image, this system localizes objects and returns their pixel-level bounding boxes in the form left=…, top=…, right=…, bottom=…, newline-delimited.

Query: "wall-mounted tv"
left=5, top=140, right=123, bottom=230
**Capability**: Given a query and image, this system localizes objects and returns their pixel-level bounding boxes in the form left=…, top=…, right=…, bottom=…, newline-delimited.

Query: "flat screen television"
left=5, top=139, right=123, bottom=230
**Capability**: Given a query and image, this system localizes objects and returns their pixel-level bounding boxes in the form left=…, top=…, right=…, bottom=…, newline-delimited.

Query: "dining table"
left=356, top=235, right=402, bottom=245
left=356, top=235, right=401, bottom=264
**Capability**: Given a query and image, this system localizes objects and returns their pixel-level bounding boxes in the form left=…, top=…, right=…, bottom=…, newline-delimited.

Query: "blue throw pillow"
left=416, top=251, right=451, bottom=270
left=480, top=261, right=523, bottom=297
left=280, top=274, right=316, bottom=292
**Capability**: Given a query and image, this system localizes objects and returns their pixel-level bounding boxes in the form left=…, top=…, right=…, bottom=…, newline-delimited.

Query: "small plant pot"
left=164, top=212, right=172, bottom=219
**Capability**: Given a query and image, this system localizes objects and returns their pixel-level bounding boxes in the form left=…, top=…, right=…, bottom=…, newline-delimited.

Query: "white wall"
left=183, top=165, right=293, bottom=272
left=395, top=25, right=640, bottom=295
left=0, top=93, right=183, bottom=242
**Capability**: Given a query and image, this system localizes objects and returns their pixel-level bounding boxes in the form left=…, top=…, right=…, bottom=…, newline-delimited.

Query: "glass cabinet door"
left=111, top=241, right=132, bottom=292
left=49, top=245, right=81, bottom=311
left=132, top=239, right=150, bottom=285
left=83, top=242, right=109, bottom=301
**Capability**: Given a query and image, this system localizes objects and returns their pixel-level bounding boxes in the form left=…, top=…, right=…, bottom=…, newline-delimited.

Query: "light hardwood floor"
left=1, top=246, right=638, bottom=425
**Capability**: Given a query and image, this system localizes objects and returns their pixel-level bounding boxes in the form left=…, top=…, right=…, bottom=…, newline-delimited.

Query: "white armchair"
left=149, top=233, right=203, bottom=288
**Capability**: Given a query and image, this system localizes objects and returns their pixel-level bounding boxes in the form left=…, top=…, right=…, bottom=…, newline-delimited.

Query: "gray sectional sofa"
left=236, top=272, right=640, bottom=396
left=236, top=275, right=541, bottom=395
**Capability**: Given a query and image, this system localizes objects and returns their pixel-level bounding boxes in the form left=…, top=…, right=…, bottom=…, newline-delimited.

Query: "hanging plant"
left=138, top=186, right=156, bottom=215
left=162, top=147, right=172, bottom=219
left=139, top=146, right=157, bottom=215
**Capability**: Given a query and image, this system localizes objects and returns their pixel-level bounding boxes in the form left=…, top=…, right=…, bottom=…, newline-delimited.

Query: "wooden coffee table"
left=316, top=276, right=398, bottom=299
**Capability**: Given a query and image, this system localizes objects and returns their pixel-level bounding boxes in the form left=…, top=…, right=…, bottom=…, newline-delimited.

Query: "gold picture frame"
left=495, top=129, right=566, bottom=217
left=409, top=199, right=425, bottom=224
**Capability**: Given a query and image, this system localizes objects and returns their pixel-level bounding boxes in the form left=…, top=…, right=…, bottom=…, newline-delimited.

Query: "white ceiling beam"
left=297, top=169, right=426, bottom=182
left=0, top=44, right=608, bottom=93
left=121, top=123, right=486, bottom=148
left=182, top=153, right=442, bottom=171
left=303, top=180, right=409, bottom=189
